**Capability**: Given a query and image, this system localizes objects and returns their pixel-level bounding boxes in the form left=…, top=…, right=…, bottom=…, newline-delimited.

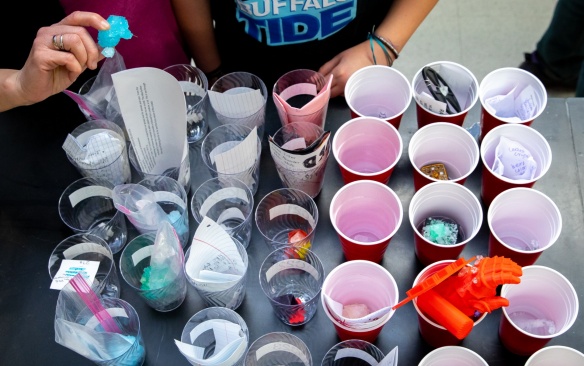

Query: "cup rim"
left=332, top=116, right=403, bottom=178
left=329, top=180, right=403, bottom=245
left=408, top=122, right=480, bottom=183
left=525, top=345, right=584, bottom=364
left=480, top=123, right=552, bottom=184
left=418, top=345, right=488, bottom=365
left=500, top=265, right=579, bottom=339
left=344, top=65, right=413, bottom=120
left=487, top=187, right=562, bottom=254
left=411, top=60, right=480, bottom=117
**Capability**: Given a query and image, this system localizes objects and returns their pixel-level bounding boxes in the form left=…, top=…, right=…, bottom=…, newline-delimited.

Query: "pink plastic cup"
left=525, top=346, right=584, bottom=366
left=332, top=116, right=403, bottom=184
left=344, top=65, right=412, bottom=129
left=330, top=180, right=403, bottom=262
left=321, top=260, right=399, bottom=342
left=488, top=188, right=562, bottom=267
left=409, top=182, right=483, bottom=266
left=499, top=265, right=579, bottom=356
left=411, top=61, right=479, bottom=128
left=413, top=260, right=488, bottom=348
left=480, top=123, right=552, bottom=207
left=418, top=346, right=488, bottom=366
left=408, top=122, right=479, bottom=191
left=478, top=67, right=547, bottom=140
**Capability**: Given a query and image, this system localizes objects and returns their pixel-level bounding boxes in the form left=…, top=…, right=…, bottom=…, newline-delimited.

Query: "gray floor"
left=394, top=0, right=572, bottom=98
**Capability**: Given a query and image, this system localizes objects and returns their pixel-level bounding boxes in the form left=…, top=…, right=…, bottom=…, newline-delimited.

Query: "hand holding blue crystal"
left=98, top=15, right=133, bottom=58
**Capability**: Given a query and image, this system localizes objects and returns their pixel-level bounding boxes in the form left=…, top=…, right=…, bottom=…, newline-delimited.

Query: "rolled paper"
left=417, top=289, right=473, bottom=340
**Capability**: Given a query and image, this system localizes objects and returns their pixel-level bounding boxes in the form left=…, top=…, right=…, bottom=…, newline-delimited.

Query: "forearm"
left=374, top=0, right=439, bottom=55
left=0, top=69, right=27, bottom=112
left=171, top=0, right=221, bottom=74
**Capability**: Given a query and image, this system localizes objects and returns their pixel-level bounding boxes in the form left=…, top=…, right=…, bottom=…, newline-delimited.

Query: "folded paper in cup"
left=63, top=128, right=130, bottom=184
left=175, top=319, right=248, bottom=365
left=323, top=294, right=392, bottom=330
left=185, top=217, right=246, bottom=292
left=273, top=75, right=333, bottom=126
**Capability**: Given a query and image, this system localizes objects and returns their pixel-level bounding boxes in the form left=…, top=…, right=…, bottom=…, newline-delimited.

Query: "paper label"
left=50, top=259, right=100, bottom=290
left=199, top=187, right=249, bottom=217
left=255, top=342, right=309, bottom=365
left=334, top=348, right=378, bottom=365
left=269, top=204, right=316, bottom=229
left=265, top=259, right=320, bottom=282
left=68, top=186, right=113, bottom=207
left=131, top=245, right=153, bottom=266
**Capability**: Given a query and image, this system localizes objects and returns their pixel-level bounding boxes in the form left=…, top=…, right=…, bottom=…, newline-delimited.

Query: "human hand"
left=318, top=41, right=377, bottom=98
left=16, top=11, right=110, bottom=106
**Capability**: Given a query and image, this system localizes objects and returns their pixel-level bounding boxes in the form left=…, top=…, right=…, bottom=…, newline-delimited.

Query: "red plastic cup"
left=525, top=346, right=584, bottom=366
left=409, top=182, right=483, bottom=266
left=480, top=123, right=552, bottom=207
left=488, top=188, right=562, bottom=267
left=413, top=260, right=487, bottom=348
left=418, top=346, right=488, bottom=365
left=408, top=122, right=479, bottom=191
left=321, top=260, right=399, bottom=342
left=330, top=180, right=403, bottom=262
left=344, top=65, right=412, bottom=129
left=499, top=266, right=579, bottom=356
left=478, top=67, right=547, bottom=140
left=411, top=61, right=479, bottom=129
left=332, top=116, right=402, bottom=184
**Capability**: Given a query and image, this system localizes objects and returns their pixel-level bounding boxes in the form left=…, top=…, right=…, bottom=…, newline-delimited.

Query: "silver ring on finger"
left=52, top=34, right=66, bottom=51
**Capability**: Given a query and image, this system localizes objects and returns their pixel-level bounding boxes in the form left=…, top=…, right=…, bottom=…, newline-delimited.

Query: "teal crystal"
left=422, top=217, right=460, bottom=245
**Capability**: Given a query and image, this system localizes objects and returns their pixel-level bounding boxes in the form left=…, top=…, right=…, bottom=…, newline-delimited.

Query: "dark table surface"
left=0, top=92, right=582, bottom=366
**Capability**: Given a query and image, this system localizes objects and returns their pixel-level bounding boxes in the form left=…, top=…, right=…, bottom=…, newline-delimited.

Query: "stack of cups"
left=320, top=260, right=399, bottom=342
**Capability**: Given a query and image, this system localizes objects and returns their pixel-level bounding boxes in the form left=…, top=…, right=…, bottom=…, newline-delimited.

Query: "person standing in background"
left=519, top=0, right=584, bottom=97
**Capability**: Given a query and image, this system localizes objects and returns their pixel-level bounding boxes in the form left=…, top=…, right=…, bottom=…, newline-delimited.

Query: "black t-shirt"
left=211, top=0, right=393, bottom=89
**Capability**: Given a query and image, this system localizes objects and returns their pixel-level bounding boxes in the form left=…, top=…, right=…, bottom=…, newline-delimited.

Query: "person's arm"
left=319, top=0, right=438, bottom=98
left=171, top=0, right=222, bottom=80
left=0, top=11, right=109, bottom=112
